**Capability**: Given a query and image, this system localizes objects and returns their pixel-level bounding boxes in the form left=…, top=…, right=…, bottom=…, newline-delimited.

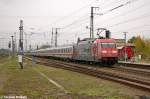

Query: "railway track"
left=118, top=62, right=150, bottom=70
left=25, top=56, right=150, bottom=92
left=112, top=65, right=150, bottom=77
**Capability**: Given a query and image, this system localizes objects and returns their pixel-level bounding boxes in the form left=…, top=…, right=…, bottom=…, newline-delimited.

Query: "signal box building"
left=115, top=39, right=135, bottom=60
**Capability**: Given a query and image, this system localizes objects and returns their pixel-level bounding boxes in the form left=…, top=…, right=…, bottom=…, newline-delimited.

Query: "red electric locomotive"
left=73, top=38, right=118, bottom=64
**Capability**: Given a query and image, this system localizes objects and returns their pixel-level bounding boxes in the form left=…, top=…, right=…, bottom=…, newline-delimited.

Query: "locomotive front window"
left=101, top=43, right=116, bottom=48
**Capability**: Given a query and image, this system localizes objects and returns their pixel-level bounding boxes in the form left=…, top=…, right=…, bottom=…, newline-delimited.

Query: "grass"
left=0, top=58, right=62, bottom=98
left=34, top=62, right=139, bottom=99
left=0, top=57, right=149, bottom=99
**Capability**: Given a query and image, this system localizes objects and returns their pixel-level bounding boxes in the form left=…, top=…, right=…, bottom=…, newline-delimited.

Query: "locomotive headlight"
left=102, top=50, right=107, bottom=53
left=112, top=50, right=117, bottom=53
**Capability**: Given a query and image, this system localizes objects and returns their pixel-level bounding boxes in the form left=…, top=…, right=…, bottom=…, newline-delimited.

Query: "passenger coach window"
left=101, top=43, right=116, bottom=48
left=67, top=48, right=69, bottom=52
left=65, top=49, right=67, bottom=53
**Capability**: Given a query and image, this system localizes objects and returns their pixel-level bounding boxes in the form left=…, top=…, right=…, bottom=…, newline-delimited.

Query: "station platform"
left=118, top=61, right=150, bottom=66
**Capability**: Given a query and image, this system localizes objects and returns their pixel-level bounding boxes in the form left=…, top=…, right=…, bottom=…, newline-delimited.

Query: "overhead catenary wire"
left=51, top=0, right=120, bottom=28
left=59, top=0, right=150, bottom=45
left=61, top=14, right=89, bottom=29
left=62, top=25, right=150, bottom=40
left=22, top=0, right=150, bottom=46
left=59, top=1, right=130, bottom=33
left=59, top=0, right=126, bottom=30
left=61, top=15, right=150, bottom=40
left=105, top=12, right=150, bottom=28
left=95, top=0, right=150, bottom=25
left=96, top=0, right=139, bottom=18
left=112, top=24, right=150, bottom=33
left=50, top=0, right=96, bottom=26
left=29, top=0, right=99, bottom=32
left=97, top=0, right=125, bottom=9
left=39, top=0, right=124, bottom=31
left=60, top=0, right=140, bottom=35
left=27, top=0, right=130, bottom=34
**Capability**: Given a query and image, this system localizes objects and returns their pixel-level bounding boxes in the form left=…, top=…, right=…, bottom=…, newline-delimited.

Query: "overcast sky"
left=0, top=0, right=150, bottom=49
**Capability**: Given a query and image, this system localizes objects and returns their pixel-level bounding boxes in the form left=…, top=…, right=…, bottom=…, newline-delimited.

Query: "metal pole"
left=8, top=41, right=11, bottom=57
left=124, top=32, right=127, bottom=62
left=90, top=7, right=99, bottom=39
left=19, top=20, right=24, bottom=69
left=90, top=7, right=94, bottom=39
left=51, top=28, right=53, bottom=47
left=55, top=28, right=58, bottom=47
left=24, top=32, right=27, bottom=52
left=11, top=36, right=14, bottom=57
left=14, top=32, right=16, bottom=53
left=54, top=28, right=61, bottom=47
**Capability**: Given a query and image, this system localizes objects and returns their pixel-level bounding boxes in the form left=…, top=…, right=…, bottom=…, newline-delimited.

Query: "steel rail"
left=118, top=62, right=150, bottom=70
left=25, top=57, right=150, bottom=92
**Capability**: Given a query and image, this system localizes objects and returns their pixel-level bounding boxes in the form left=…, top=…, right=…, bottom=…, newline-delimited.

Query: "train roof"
left=77, top=38, right=116, bottom=45
left=77, top=38, right=96, bottom=44
left=33, top=45, right=73, bottom=52
left=94, top=38, right=116, bottom=43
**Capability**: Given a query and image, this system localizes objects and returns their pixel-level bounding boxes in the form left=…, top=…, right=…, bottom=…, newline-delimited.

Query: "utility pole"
left=14, top=32, right=16, bottom=53
left=55, top=28, right=60, bottom=47
left=90, top=7, right=99, bottom=39
left=29, top=45, right=31, bottom=51
left=37, top=45, right=38, bottom=50
left=8, top=41, right=11, bottom=57
left=19, top=20, right=24, bottom=53
left=11, top=36, right=14, bottom=57
left=18, top=20, right=24, bottom=69
left=51, top=28, right=54, bottom=47
left=24, top=32, right=27, bottom=52
left=124, top=32, right=127, bottom=62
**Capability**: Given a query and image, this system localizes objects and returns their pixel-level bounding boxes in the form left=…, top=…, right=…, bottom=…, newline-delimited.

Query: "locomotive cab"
left=92, top=39, right=118, bottom=64
left=100, top=42, right=118, bottom=60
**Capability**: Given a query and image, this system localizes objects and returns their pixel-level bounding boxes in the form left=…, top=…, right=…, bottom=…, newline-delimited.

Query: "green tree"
left=134, top=36, right=145, bottom=54
left=39, top=44, right=51, bottom=49
left=0, top=49, right=10, bottom=57
left=143, top=39, right=150, bottom=59
left=128, top=36, right=136, bottom=43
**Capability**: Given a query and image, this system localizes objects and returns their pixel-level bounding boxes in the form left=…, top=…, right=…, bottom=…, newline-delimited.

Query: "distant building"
left=115, top=39, right=134, bottom=47
left=115, top=39, right=135, bottom=60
